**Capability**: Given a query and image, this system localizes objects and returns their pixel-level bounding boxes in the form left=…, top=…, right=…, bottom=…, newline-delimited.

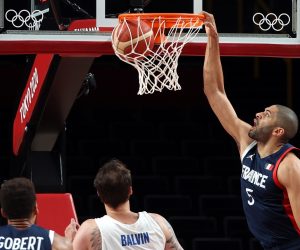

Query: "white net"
left=111, top=15, right=204, bottom=95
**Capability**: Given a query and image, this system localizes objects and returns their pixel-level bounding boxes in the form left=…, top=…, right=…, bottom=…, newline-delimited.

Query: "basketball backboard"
left=98, top=0, right=299, bottom=42
left=0, top=0, right=300, bottom=57
left=96, top=0, right=202, bottom=28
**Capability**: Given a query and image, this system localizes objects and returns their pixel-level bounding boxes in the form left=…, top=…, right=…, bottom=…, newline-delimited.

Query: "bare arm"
left=202, top=11, right=253, bottom=154
left=73, top=219, right=101, bottom=250
left=52, top=233, right=73, bottom=250
left=150, top=213, right=183, bottom=250
left=52, top=218, right=79, bottom=250
left=277, top=153, right=300, bottom=229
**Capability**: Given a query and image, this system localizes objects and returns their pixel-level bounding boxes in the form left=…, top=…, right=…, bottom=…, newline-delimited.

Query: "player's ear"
left=34, top=202, right=39, bottom=215
left=129, top=186, right=133, bottom=196
left=273, top=127, right=284, bottom=137
left=1, top=208, right=7, bottom=219
left=32, top=203, right=39, bottom=224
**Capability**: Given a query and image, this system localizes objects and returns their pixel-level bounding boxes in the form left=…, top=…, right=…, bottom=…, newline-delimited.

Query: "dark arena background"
left=0, top=0, right=300, bottom=249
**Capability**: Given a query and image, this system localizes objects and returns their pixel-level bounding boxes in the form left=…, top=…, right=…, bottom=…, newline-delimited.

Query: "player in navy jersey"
left=0, top=177, right=77, bottom=250
left=201, top=11, right=300, bottom=250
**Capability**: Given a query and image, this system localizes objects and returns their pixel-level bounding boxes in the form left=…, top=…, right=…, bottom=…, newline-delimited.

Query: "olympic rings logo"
left=252, top=13, right=290, bottom=32
left=5, top=9, right=44, bottom=30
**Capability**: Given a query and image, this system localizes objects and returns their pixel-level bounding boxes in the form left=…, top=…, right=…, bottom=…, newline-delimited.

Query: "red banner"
left=13, top=54, right=54, bottom=155
left=12, top=19, right=101, bottom=156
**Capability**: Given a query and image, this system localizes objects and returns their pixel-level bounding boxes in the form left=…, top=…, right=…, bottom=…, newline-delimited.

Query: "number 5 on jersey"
left=246, top=188, right=255, bottom=205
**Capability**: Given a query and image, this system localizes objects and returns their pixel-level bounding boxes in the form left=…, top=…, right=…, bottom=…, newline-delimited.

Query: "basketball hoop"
left=111, top=13, right=205, bottom=95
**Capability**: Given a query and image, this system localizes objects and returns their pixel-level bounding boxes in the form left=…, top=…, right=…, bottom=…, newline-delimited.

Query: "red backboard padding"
left=36, top=193, right=78, bottom=236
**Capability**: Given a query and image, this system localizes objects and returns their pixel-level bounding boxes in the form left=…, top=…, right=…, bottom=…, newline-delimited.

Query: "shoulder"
left=81, top=219, right=98, bottom=227
left=148, top=213, right=166, bottom=223
left=73, top=219, right=101, bottom=250
left=148, top=213, right=183, bottom=250
left=280, top=151, right=300, bottom=171
left=278, top=152, right=300, bottom=188
left=148, top=213, right=171, bottom=233
left=76, top=219, right=99, bottom=237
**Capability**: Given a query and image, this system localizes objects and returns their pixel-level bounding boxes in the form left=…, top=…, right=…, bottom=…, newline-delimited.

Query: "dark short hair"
left=0, top=177, right=36, bottom=219
left=275, top=104, right=299, bottom=142
left=94, top=159, right=132, bottom=208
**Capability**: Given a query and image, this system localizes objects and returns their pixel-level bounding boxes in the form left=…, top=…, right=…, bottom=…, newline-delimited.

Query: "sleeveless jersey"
left=0, top=224, right=54, bottom=250
left=241, top=141, right=300, bottom=249
left=95, top=211, right=166, bottom=250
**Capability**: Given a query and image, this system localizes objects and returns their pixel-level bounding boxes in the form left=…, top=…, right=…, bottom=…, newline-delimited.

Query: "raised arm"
left=202, top=11, right=253, bottom=154
left=150, top=213, right=183, bottom=250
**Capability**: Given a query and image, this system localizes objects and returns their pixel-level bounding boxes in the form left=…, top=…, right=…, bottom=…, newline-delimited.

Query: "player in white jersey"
left=0, top=177, right=78, bottom=250
left=73, top=159, right=183, bottom=250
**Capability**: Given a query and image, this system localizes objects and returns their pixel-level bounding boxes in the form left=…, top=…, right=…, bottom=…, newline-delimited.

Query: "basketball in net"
left=112, top=13, right=205, bottom=95
left=112, top=19, right=155, bottom=59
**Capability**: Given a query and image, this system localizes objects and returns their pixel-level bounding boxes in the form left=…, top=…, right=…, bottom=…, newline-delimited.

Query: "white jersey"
left=95, top=211, right=166, bottom=250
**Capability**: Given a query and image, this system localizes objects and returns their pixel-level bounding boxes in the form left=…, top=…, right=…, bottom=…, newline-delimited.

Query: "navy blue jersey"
left=0, top=224, right=53, bottom=250
left=241, top=141, right=300, bottom=249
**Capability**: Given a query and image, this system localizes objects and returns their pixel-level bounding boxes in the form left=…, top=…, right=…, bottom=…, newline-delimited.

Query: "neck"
left=257, top=141, right=284, bottom=158
left=105, top=201, right=138, bottom=224
left=105, top=201, right=131, bottom=216
left=8, top=218, right=33, bottom=229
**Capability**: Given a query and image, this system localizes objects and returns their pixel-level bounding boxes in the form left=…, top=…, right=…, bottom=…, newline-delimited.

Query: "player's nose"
left=255, top=112, right=262, bottom=119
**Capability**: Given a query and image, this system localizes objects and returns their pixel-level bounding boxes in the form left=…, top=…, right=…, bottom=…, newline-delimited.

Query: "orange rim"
left=118, top=13, right=205, bottom=28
